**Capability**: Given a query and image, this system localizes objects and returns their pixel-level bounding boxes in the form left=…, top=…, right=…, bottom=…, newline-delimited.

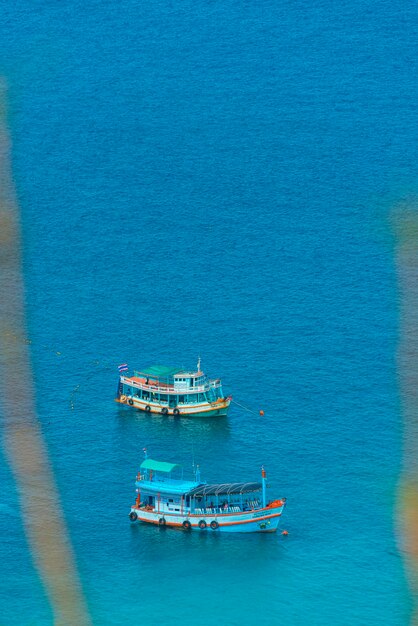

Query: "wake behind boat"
left=129, top=450, right=286, bottom=533
left=115, top=358, right=231, bottom=417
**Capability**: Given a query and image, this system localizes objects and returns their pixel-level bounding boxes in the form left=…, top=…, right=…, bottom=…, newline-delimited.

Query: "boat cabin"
left=136, top=458, right=266, bottom=514
left=120, top=364, right=225, bottom=407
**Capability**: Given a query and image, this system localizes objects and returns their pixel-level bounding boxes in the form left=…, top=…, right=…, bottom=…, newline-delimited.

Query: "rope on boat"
left=230, top=399, right=261, bottom=416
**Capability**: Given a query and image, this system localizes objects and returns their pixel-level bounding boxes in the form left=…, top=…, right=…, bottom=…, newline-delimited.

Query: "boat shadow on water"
left=115, top=404, right=232, bottom=442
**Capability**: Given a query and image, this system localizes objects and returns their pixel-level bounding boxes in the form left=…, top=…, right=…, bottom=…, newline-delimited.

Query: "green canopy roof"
left=139, top=365, right=181, bottom=378
left=140, top=459, right=180, bottom=473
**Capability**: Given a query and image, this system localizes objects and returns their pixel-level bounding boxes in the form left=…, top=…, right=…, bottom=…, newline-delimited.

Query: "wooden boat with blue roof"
left=129, top=451, right=286, bottom=533
left=116, top=358, right=231, bottom=417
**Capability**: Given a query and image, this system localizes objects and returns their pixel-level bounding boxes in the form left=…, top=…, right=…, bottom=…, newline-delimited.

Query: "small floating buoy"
left=281, top=530, right=288, bottom=536
left=259, top=410, right=265, bottom=416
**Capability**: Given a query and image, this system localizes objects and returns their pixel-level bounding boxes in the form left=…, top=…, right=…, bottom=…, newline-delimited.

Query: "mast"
left=197, top=356, right=201, bottom=373
left=261, top=466, right=267, bottom=508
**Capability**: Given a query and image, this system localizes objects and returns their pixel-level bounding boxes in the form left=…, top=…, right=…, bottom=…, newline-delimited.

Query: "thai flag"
left=118, top=363, right=128, bottom=372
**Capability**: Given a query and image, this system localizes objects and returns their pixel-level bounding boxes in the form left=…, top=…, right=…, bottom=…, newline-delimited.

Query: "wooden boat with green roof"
left=115, top=358, right=231, bottom=417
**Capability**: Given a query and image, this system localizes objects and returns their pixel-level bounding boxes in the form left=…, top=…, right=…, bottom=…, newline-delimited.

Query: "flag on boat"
left=118, top=363, right=128, bottom=372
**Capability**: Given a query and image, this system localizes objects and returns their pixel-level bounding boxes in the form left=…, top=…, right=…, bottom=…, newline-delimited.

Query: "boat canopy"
left=140, top=459, right=180, bottom=473
left=187, top=482, right=262, bottom=496
left=140, top=365, right=182, bottom=378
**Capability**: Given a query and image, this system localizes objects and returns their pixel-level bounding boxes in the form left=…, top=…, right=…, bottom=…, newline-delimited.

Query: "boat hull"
left=115, top=396, right=230, bottom=418
left=129, top=504, right=284, bottom=533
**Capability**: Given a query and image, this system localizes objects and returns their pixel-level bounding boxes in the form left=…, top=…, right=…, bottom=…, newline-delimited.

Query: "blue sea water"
left=0, top=1, right=417, bottom=624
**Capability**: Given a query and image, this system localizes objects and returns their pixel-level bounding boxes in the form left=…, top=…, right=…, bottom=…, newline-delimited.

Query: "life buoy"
left=182, top=520, right=192, bottom=530
left=120, top=395, right=127, bottom=402
left=210, top=520, right=219, bottom=530
left=173, top=408, right=180, bottom=416
left=145, top=405, right=151, bottom=412
left=158, top=517, right=166, bottom=526
left=161, top=407, right=168, bottom=415
left=128, top=398, right=134, bottom=406
left=269, top=498, right=286, bottom=508
left=129, top=511, right=138, bottom=521
left=198, top=520, right=207, bottom=529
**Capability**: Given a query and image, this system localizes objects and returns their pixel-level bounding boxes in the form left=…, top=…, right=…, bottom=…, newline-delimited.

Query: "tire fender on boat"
left=173, top=408, right=180, bottom=416
left=128, top=398, right=134, bottom=406
left=129, top=511, right=138, bottom=522
left=158, top=517, right=166, bottom=526
left=161, top=407, right=168, bottom=415
left=210, top=520, right=219, bottom=530
left=145, top=405, right=151, bottom=412
left=120, top=395, right=127, bottom=402
left=198, top=520, right=207, bottom=529
left=182, top=520, right=192, bottom=530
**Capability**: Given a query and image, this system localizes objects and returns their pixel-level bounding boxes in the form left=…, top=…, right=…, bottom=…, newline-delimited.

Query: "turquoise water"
left=1, top=1, right=416, bottom=624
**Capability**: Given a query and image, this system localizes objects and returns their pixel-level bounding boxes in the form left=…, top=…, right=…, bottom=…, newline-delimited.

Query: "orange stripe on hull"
left=115, top=398, right=229, bottom=414
left=136, top=512, right=281, bottom=528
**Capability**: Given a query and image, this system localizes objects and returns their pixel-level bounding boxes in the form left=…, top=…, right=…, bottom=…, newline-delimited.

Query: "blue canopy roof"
left=188, top=482, right=262, bottom=496
left=136, top=478, right=202, bottom=496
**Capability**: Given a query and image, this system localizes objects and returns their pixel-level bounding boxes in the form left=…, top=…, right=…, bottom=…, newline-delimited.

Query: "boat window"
left=178, top=395, right=185, bottom=404
left=159, top=394, right=167, bottom=402
left=188, top=394, right=197, bottom=403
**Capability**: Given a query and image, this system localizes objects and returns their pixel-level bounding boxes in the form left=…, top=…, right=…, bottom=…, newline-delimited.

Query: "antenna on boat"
left=197, top=356, right=201, bottom=373
left=191, top=441, right=195, bottom=473
left=143, top=447, right=148, bottom=459
left=261, top=466, right=267, bottom=508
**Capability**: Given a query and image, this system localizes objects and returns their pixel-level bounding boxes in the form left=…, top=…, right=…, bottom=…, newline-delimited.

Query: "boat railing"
left=193, top=499, right=261, bottom=515
left=208, top=380, right=222, bottom=389
left=121, top=377, right=216, bottom=394
left=121, top=376, right=222, bottom=394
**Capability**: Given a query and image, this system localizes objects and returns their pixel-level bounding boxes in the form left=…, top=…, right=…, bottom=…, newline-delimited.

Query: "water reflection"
left=115, top=405, right=231, bottom=448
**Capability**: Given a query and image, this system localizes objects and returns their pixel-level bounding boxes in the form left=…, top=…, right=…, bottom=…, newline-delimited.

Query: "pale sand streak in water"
left=0, top=81, right=93, bottom=626
left=393, top=204, right=418, bottom=625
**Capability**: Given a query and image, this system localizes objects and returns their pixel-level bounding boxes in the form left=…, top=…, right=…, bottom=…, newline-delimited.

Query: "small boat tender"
left=129, top=451, right=286, bottom=533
